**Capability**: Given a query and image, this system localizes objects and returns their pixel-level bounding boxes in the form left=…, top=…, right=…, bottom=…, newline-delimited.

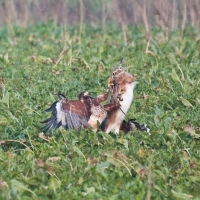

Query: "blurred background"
left=0, top=0, right=200, bottom=32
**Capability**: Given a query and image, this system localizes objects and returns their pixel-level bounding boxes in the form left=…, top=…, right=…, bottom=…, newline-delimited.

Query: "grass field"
left=0, top=23, right=200, bottom=199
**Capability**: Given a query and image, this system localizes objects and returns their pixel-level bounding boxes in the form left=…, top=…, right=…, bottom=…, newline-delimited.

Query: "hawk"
left=42, top=66, right=150, bottom=134
left=42, top=90, right=120, bottom=134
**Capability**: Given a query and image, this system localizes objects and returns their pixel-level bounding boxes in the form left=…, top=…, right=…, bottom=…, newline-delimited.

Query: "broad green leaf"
left=99, top=132, right=114, bottom=141
left=171, top=190, right=193, bottom=199
left=78, top=177, right=84, bottom=185
left=11, top=179, right=37, bottom=196
left=154, top=185, right=167, bottom=196
left=196, top=98, right=200, bottom=104
left=96, top=162, right=109, bottom=181
left=0, top=114, right=7, bottom=124
left=179, top=97, right=194, bottom=108
left=0, top=91, right=10, bottom=107
left=48, top=176, right=61, bottom=193
left=24, top=177, right=42, bottom=186
left=189, top=176, right=200, bottom=183
left=6, top=110, right=19, bottom=122
left=171, top=68, right=183, bottom=88
left=73, top=146, right=86, bottom=159
left=0, top=148, right=6, bottom=161
left=82, top=187, right=95, bottom=196
left=117, top=138, right=129, bottom=149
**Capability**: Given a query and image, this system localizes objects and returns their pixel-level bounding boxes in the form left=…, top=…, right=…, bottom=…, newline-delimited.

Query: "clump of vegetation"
left=0, top=23, right=200, bottom=199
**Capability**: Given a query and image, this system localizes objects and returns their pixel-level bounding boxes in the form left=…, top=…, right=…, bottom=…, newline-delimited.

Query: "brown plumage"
left=42, top=91, right=120, bottom=133
left=41, top=92, right=91, bottom=133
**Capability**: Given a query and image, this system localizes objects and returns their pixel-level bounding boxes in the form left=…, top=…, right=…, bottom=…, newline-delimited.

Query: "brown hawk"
left=42, top=90, right=120, bottom=134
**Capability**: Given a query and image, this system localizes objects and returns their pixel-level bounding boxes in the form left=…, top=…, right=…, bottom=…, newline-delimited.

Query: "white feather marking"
left=106, top=81, right=137, bottom=133
left=56, top=102, right=62, bottom=122
left=56, top=102, right=66, bottom=126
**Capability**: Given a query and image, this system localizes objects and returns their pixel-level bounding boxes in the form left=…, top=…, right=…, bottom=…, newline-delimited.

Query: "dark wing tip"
left=41, top=116, right=62, bottom=133
left=45, top=101, right=58, bottom=112
left=57, top=94, right=67, bottom=101
left=42, top=101, right=62, bottom=133
left=42, top=100, right=90, bottom=133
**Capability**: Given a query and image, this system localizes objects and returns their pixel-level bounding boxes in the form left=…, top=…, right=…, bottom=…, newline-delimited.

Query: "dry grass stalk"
left=0, top=0, right=199, bottom=30
left=54, top=48, right=69, bottom=69
left=181, top=0, right=187, bottom=32
left=113, top=0, right=128, bottom=44
left=136, top=0, right=150, bottom=38
left=171, top=0, right=178, bottom=29
left=146, top=168, right=152, bottom=200
left=79, top=0, right=84, bottom=45
left=101, top=0, right=106, bottom=33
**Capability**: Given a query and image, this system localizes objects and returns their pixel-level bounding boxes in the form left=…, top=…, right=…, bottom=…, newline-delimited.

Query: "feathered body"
left=42, top=91, right=120, bottom=133
left=42, top=92, right=91, bottom=133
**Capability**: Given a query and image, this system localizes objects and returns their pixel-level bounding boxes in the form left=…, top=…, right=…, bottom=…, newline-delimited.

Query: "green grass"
left=0, top=23, right=200, bottom=199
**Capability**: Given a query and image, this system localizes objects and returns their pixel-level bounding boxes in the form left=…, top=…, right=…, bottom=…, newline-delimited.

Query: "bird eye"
left=112, top=72, right=115, bottom=76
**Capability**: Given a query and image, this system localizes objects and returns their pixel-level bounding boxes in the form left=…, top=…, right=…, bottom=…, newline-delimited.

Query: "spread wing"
left=41, top=98, right=90, bottom=134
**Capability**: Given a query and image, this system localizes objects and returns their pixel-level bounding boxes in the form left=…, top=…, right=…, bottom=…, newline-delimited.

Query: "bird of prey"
left=102, top=66, right=138, bottom=134
left=42, top=90, right=120, bottom=134
left=42, top=65, right=150, bottom=135
left=41, top=92, right=90, bottom=134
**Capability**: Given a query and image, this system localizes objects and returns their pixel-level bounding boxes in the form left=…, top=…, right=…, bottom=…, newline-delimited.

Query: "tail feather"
left=41, top=122, right=54, bottom=133
left=41, top=117, right=62, bottom=133
left=41, top=116, right=56, bottom=124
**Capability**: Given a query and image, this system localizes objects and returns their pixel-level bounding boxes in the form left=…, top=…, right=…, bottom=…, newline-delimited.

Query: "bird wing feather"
left=42, top=99, right=90, bottom=134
